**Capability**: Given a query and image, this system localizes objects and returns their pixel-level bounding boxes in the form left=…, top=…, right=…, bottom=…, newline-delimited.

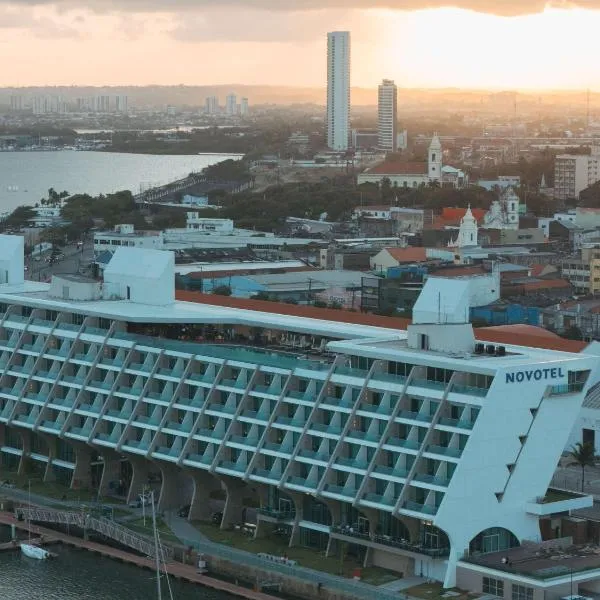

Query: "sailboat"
left=150, top=491, right=174, bottom=600
left=20, top=481, right=50, bottom=560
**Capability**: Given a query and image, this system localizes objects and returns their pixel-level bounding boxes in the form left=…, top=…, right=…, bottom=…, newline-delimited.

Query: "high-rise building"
left=554, top=146, right=600, bottom=200
left=327, top=31, right=351, bottom=151
left=32, top=95, right=67, bottom=115
left=226, top=93, right=238, bottom=116
left=9, top=95, right=23, bottom=112
left=240, top=97, right=249, bottom=117
left=205, top=96, right=219, bottom=115
left=377, top=79, right=397, bottom=152
left=115, top=95, right=128, bottom=114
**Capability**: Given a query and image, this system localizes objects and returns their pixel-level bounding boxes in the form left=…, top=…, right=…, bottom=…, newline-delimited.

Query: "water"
left=0, top=151, right=241, bottom=213
left=0, top=540, right=236, bottom=600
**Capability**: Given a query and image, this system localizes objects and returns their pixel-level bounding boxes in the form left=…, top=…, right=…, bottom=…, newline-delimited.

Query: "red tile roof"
left=176, top=292, right=586, bottom=353
left=368, top=162, right=428, bottom=176
left=441, top=207, right=487, bottom=222
left=475, top=325, right=586, bottom=353
left=176, top=291, right=411, bottom=330
left=383, top=247, right=428, bottom=263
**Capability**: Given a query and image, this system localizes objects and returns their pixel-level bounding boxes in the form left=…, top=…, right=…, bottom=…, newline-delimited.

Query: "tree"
left=568, top=442, right=597, bottom=491
left=213, top=285, right=232, bottom=296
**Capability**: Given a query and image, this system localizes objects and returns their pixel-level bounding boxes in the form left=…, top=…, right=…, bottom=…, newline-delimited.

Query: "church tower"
left=457, top=205, right=478, bottom=247
left=428, top=133, right=443, bottom=182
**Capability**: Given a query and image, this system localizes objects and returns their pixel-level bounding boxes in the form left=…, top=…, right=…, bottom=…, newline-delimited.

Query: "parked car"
left=211, top=511, right=223, bottom=525
left=178, top=505, right=190, bottom=518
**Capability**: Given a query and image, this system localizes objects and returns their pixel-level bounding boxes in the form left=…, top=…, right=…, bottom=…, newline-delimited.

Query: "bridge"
left=133, top=173, right=206, bottom=204
left=17, top=506, right=172, bottom=560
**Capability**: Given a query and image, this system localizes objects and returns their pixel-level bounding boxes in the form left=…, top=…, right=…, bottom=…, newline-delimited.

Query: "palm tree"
left=568, top=442, right=597, bottom=491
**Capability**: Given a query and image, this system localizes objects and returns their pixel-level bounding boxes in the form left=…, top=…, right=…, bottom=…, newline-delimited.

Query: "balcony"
left=413, top=473, right=451, bottom=487
left=331, top=524, right=450, bottom=558
left=323, top=484, right=357, bottom=499
left=257, top=507, right=296, bottom=521
left=549, top=383, right=585, bottom=396
left=206, top=404, right=236, bottom=416
left=362, top=493, right=396, bottom=507
left=252, top=467, right=278, bottom=480
left=426, top=444, right=463, bottom=459
left=372, top=465, right=409, bottom=479
left=219, top=379, right=247, bottom=390
left=218, top=461, right=247, bottom=474
left=321, top=397, right=354, bottom=411
left=397, top=410, right=433, bottom=424
left=346, top=430, right=379, bottom=444
left=403, top=500, right=439, bottom=516
left=184, top=453, right=213, bottom=467
left=309, top=423, right=343, bottom=436
left=297, top=449, right=329, bottom=462
left=438, top=417, right=474, bottom=430
left=286, top=476, right=316, bottom=489
left=385, top=438, right=420, bottom=451
left=274, top=416, right=304, bottom=429
left=164, top=421, right=193, bottom=434
left=526, top=488, right=593, bottom=516
left=335, top=456, right=369, bottom=470
left=229, top=435, right=259, bottom=448
left=263, top=442, right=292, bottom=455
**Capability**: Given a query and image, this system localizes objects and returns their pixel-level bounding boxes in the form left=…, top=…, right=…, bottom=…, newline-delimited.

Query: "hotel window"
left=511, top=585, right=532, bottom=600
left=483, top=577, right=504, bottom=597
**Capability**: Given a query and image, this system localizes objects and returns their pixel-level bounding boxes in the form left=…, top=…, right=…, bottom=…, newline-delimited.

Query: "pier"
left=0, top=512, right=279, bottom=600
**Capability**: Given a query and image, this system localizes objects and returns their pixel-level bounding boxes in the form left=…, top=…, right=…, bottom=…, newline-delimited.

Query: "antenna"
left=587, top=88, right=591, bottom=130
left=438, top=292, right=441, bottom=324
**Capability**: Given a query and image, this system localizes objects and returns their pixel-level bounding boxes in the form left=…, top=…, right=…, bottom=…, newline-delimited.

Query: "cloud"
left=2, top=0, right=600, bottom=17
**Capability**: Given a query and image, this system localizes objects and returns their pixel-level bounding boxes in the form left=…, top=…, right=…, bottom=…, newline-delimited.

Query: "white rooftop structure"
left=0, top=235, right=24, bottom=287
left=103, top=247, right=175, bottom=306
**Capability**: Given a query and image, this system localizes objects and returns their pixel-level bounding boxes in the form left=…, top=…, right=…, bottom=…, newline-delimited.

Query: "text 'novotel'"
left=505, top=368, right=565, bottom=384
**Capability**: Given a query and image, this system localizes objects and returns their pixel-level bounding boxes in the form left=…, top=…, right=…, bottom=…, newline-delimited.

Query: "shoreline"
left=0, top=511, right=279, bottom=600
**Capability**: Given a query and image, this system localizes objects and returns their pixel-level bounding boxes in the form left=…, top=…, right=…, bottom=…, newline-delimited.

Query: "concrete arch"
left=187, top=469, right=222, bottom=521
left=217, top=474, right=261, bottom=530
left=468, top=526, right=520, bottom=555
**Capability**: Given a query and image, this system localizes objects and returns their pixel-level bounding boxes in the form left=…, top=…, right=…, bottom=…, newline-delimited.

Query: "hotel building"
left=0, top=235, right=597, bottom=589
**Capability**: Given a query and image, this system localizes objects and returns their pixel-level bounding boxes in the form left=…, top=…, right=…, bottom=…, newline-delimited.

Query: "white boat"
left=20, top=480, right=50, bottom=560
left=20, top=543, right=50, bottom=560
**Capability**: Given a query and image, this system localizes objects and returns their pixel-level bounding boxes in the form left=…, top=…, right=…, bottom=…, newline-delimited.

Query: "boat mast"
left=151, top=490, right=162, bottom=600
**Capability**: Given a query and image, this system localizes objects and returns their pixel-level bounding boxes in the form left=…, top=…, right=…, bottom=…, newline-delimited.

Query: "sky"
left=2, top=1, right=600, bottom=89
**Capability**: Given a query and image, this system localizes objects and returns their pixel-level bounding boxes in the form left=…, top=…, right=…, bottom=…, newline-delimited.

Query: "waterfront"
left=0, top=151, right=241, bottom=213
left=0, top=528, right=236, bottom=600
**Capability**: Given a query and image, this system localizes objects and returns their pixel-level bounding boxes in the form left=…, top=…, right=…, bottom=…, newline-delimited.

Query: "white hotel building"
left=0, top=235, right=598, bottom=589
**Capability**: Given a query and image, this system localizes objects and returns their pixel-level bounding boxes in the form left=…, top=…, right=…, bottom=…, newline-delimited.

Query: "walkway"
left=162, top=511, right=410, bottom=600
left=0, top=511, right=278, bottom=600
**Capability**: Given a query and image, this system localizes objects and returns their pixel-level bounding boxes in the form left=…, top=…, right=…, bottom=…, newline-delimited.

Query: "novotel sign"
left=506, top=368, right=565, bottom=384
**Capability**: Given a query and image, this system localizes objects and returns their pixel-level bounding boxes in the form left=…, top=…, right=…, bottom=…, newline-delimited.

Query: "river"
left=0, top=527, right=236, bottom=600
left=0, top=151, right=242, bottom=214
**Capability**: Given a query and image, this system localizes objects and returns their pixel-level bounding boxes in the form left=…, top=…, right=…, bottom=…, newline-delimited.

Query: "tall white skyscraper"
left=226, top=93, right=238, bottom=116
left=205, top=96, right=219, bottom=115
left=240, top=97, right=249, bottom=117
left=327, top=31, right=351, bottom=151
left=377, top=79, right=398, bottom=152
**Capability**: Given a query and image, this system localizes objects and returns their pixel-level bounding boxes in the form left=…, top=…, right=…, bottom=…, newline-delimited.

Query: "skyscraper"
left=240, top=97, right=249, bottom=117
left=205, top=96, right=219, bottom=115
left=327, top=31, right=350, bottom=151
left=377, top=79, right=398, bottom=152
left=226, top=93, right=238, bottom=116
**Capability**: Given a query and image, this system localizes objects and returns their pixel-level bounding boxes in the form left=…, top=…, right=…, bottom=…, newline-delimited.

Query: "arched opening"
left=420, top=523, right=450, bottom=553
left=469, top=527, right=519, bottom=555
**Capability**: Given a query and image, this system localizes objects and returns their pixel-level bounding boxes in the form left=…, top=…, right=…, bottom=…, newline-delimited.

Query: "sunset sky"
left=2, top=1, right=600, bottom=89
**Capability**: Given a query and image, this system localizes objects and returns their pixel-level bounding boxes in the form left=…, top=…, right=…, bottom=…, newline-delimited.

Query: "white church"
left=357, top=134, right=468, bottom=189
left=482, top=186, right=520, bottom=230
left=448, top=205, right=479, bottom=248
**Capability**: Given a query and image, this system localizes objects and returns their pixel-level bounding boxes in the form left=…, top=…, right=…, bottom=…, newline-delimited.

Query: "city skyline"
left=3, top=4, right=600, bottom=90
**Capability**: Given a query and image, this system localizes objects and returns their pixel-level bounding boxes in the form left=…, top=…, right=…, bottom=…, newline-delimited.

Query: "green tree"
left=568, top=442, right=597, bottom=491
left=213, top=285, right=232, bottom=296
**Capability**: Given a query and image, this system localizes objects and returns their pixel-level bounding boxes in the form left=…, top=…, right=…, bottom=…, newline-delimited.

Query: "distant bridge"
left=133, top=173, right=206, bottom=204
left=18, top=506, right=172, bottom=559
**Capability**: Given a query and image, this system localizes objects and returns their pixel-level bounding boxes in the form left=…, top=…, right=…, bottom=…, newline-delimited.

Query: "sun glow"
left=368, top=7, right=600, bottom=90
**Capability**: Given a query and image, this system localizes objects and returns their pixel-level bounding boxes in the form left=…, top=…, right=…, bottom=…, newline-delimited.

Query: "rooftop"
left=383, top=247, right=429, bottom=263
left=462, top=539, right=600, bottom=581
left=365, top=161, right=428, bottom=176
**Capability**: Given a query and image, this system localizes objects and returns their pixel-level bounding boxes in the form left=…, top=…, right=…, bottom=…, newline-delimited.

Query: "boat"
left=20, top=481, right=50, bottom=560
left=20, top=543, right=50, bottom=560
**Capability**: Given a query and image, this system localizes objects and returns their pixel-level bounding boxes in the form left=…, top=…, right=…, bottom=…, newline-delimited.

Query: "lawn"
left=192, top=521, right=398, bottom=582
left=406, top=582, right=479, bottom=600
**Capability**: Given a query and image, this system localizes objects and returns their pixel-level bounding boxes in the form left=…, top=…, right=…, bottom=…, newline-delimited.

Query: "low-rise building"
left=93, top=224, right=164, bottom=254
left=186, top=213, right=234, bottom=233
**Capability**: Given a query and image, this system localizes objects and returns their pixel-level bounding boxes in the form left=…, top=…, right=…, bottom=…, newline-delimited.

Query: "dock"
left=0, top=512, right=279, bottom=600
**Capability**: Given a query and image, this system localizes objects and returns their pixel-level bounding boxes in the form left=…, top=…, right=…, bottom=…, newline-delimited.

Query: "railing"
left=329, top=525, right=449, bottom=558
left=17, top=507, right=172, bottom=559
left=549, top=383, right=585, bottom=396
